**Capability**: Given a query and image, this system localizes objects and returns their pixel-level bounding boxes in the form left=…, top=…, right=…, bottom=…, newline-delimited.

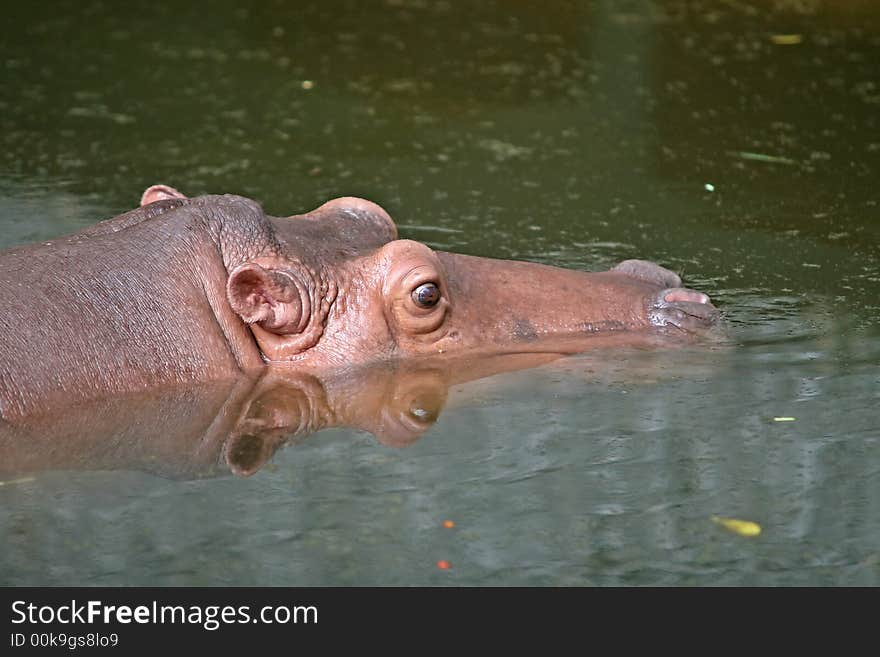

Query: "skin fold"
left=0, top=185, right=718, bottom=422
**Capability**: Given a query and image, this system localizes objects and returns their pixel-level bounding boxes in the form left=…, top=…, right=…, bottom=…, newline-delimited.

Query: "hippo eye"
left=412, top=282, right=441, bottom=308
left=408, top=403, right=438, bottom=424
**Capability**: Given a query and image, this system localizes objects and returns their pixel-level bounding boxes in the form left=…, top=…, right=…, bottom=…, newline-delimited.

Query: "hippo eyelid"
left=400, top=263, right=437, bottom=283
left=396, top=265, right=444, bottom=298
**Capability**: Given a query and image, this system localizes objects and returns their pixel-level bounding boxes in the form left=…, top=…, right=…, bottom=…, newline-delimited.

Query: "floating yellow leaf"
left=771, top=34, right=803, bottom=45
left=712, top=516, right=762, bottom=537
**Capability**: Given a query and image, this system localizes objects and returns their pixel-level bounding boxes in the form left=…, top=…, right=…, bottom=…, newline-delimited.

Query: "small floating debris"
left=0, top=476, right=36, bottom=487
left=436, top=560, right=451, bottom=570
left=771, top=34, right=803, bottom=45
left=712, top=516, right=762, bottom=537
left=773, top=417, right=796, bottom=422
left=301, top=80, right=314, bottom=90
left=396, top=224, right=464, bottom=234
left=728, top=151, right=797, bottom=166
left=477, top=138, right=533, bottom=162
left=704, top=183, right=715, bottom=192
left=442, top=519, right=456, bottom=529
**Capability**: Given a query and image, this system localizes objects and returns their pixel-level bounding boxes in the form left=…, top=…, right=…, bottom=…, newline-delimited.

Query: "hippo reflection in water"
left=0, top=349, right=713, bottom=480
left=0, top=356, right=555, bottom=479
left=0, top=185, right=718, bottom=427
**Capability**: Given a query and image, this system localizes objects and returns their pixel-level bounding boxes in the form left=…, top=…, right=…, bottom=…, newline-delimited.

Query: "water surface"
left=1, top=0, right=878, bottom=586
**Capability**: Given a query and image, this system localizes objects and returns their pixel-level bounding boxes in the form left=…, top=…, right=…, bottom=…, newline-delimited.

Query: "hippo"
left=0, top=184, right=718, bottom=421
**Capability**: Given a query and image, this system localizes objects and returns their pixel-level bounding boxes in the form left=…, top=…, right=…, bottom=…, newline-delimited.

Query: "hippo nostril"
left=663, top=288, right=709, bottom=305
left=649, top=286, right=719, bottom=332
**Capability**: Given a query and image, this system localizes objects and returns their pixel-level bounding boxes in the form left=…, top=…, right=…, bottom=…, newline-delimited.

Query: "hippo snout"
left=647, top=287, right=719, bottom=332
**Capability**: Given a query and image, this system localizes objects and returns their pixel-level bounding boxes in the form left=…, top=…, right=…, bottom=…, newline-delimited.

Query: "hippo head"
left=146, top=185, right=719, bottom=369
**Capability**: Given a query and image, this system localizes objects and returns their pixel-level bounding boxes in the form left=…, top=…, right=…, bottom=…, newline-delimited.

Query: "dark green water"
left=1, top=1, right=878, bottom=585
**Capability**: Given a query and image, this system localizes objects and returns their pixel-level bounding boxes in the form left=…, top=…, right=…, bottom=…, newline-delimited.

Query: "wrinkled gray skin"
left=0, top=189, right=717, bottom=421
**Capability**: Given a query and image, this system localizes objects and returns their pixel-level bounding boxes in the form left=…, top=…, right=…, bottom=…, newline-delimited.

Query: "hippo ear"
left=140, top=184, right=187, bottom=207
left=226, top=263, right=307, bottom=334
left=223, top=432, right=275, bottom=477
